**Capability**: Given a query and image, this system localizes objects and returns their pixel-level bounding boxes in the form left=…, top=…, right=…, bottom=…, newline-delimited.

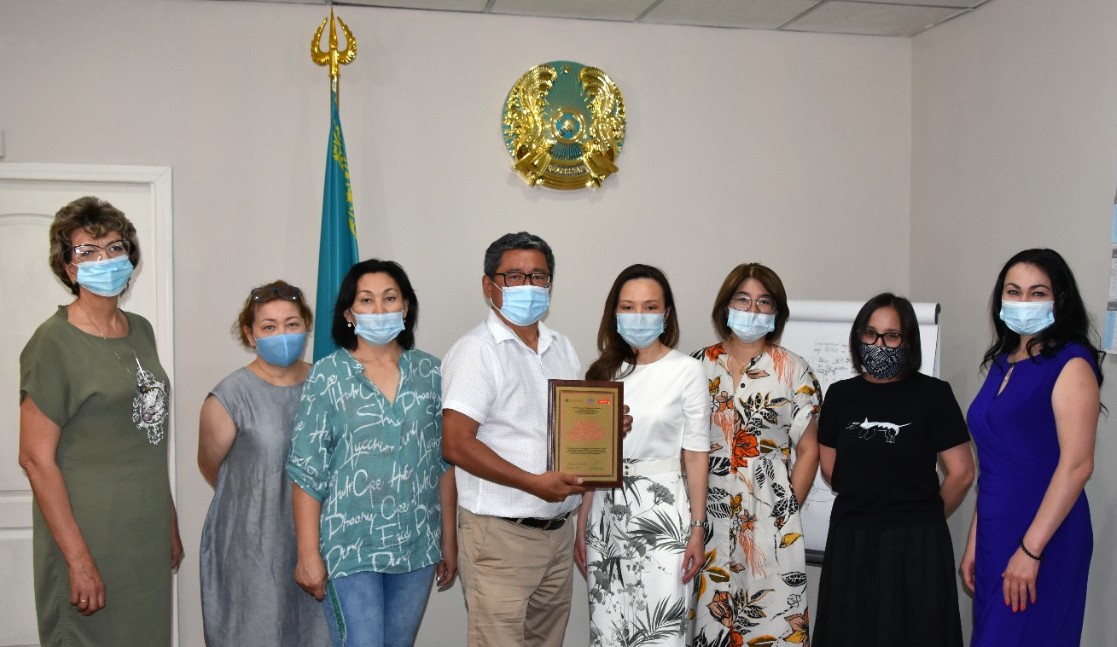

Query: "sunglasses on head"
left=251, top=285, right=303, bottom=302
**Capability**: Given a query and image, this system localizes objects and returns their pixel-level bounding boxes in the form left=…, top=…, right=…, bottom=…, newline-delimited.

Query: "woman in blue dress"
left=963, top=248, right=1102, bottom=646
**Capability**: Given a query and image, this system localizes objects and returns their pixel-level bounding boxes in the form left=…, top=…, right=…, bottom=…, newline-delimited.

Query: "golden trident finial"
left=311, top=8, right=357, bottom=95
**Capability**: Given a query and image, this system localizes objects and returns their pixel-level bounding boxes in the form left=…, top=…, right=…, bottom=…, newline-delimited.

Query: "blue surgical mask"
left=616, top=312, right=665, bottom=349
left=497, top=285, right=550, bottom=326
left=353, top=311, right=405, bottom=346
left=76, top=255, right=133, bottom=297
left=727, top=309, right=776, bottom=343
left=999, top=301, right=1055, bottom=336
left=255, top=332, right=307, bottom=368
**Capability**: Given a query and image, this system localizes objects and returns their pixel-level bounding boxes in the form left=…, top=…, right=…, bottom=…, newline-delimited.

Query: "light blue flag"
left=314, top=88, right=359, bottom=361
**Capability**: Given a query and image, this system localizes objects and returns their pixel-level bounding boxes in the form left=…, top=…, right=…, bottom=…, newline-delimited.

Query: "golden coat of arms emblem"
left=502, top=61, right=626, bottom=190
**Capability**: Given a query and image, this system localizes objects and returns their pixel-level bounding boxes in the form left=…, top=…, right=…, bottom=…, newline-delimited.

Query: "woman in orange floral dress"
left=690, top=264, right=820, bottom=647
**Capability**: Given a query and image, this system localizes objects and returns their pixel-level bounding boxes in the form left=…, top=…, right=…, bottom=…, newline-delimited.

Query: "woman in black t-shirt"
left=813, top=293, right=974, bottom=647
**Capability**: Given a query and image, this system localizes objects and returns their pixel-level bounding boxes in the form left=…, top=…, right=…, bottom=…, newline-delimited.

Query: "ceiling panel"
left=211, top=0, right=994, bottom=37
left=490, top=0, right=659, bottom=22
left=785, top=2, right=966, bottom=37
left=339, top=0, right=488, bottom=10
left=845, top=0, right=981, bottom=7
left=642, top=0, right=821, bottom=30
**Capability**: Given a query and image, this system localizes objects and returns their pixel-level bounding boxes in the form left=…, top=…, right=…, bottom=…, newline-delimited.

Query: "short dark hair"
left=233, top=280, right=313, bottom=348
left=586, top=264, right=679, bottom=381
left=483, top=232, right=555, bottom=276
left=849, top=293, right=922, bottom=380
left=331, top=259, right=419, bottom=351
left=710, top=263, right=790, bottom=343
left=49, top=196, right=140, bottom=295
left=983, top=248, right=1104, bottom=379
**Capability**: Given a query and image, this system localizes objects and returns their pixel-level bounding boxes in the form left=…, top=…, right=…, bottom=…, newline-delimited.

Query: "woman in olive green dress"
left=18, top=196, right=182, bottom=646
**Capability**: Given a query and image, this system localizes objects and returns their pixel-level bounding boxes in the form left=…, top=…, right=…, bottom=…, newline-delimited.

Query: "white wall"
left=8, top=0, right=1117, bottom=645
left=912, top=0, right=1117, bottom=644
left=9, top=0, right=1117, bottom=644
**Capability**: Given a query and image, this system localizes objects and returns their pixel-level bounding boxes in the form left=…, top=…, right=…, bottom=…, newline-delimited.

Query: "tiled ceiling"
left=218, top=0, right=993, bottom=37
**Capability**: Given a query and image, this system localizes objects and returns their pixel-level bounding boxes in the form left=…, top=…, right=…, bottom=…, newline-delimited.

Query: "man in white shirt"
left=442, top=231, right=586, bottom=647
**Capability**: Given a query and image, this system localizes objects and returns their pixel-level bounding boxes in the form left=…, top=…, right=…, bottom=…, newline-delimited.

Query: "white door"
left=0, top=164, right=175, bottom=646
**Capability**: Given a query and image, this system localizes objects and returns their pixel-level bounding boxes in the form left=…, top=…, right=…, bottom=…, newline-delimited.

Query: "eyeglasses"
left=729, top=294, right=777, bottom=314
left=491, top=272, right=552, bottom=288
left=251, top=285, right=304, bottom=302
left=860, top=328, right=903, bottom=348
left=69, top=240, right=131, bottom=265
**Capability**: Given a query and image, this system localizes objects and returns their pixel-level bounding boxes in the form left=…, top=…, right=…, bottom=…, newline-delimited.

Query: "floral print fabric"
left=586, top=467, right=692, bottom=647
left=690, top=344, right=820, bottom=647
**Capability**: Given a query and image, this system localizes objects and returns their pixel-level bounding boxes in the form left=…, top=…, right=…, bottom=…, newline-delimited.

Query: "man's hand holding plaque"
left=547, top=379, right=624, bottom=488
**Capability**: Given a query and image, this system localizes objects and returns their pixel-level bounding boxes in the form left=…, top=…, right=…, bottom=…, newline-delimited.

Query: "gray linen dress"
left=199, top=367, right=329, bottom=647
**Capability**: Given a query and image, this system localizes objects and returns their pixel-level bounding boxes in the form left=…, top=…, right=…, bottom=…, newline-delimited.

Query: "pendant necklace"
left=76, top=299, right=168, bottom=445
left=727, top=350, right=761, bottom=387
left=76, top=298, right=136, bottom=377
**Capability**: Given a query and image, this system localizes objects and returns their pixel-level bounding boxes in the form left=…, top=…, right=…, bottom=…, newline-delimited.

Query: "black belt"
left=500, top=512, right=570, bottom=531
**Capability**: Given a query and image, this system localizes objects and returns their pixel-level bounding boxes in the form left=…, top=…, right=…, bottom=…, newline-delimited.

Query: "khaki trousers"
left=458, top=507, right=575, bottom=647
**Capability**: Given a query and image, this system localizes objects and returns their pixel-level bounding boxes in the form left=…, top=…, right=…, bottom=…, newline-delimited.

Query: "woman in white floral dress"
left=690, top=263, right=820, bottom=647
left=575, top=264, right=710, bottom=647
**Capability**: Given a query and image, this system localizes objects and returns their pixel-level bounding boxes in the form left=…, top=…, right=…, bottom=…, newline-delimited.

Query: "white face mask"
left=727, top=309, right=776, bottom=342
left=616, top=312, right=665, bottom=349
left=496, top=285, right=550, bottom=326
left=352, top=311, right=405, bottom=345
left=999, top=300, right=1055, bottom=336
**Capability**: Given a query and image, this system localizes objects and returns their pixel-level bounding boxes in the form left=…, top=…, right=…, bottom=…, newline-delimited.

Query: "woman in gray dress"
left=198, top=280, right=330, bottom=646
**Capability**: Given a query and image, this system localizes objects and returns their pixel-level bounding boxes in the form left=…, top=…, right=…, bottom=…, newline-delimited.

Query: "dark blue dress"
left=966, top=343, right=1098, bottom=647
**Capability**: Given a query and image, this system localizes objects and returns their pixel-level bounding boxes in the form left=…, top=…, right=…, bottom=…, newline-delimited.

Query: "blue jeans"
left=321, top=566, right=436, bottom=647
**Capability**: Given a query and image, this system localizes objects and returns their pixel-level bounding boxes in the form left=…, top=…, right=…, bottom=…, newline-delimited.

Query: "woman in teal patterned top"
left=287, top=259, right=457, bottom=647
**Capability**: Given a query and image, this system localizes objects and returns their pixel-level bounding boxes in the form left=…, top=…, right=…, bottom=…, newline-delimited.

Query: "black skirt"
left=813, top=519, right=963, bottom=647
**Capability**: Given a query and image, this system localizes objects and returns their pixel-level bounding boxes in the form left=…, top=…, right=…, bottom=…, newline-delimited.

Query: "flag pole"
left=310, top=9, right=360, bottom=361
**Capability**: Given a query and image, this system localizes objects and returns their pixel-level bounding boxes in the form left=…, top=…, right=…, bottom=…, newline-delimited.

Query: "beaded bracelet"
left=1019, top=539, right=1044, bottom=561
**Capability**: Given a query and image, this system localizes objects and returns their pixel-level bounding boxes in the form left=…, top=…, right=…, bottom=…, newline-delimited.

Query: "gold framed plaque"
left=547, top=379, right=624, bottom=487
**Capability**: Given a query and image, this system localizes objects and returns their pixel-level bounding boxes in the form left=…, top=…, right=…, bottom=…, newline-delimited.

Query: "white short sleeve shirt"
left=619, top=349, right=710, bottom=459
left=442, top=310, right=582, bottom=518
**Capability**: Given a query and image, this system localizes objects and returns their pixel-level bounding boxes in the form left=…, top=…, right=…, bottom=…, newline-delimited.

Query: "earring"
left=346, top=320, right=354, bottom=329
